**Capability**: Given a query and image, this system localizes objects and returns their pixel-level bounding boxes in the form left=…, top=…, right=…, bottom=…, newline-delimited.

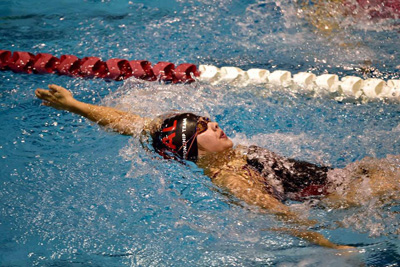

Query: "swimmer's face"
left=196, top=119, right=233, bottom=157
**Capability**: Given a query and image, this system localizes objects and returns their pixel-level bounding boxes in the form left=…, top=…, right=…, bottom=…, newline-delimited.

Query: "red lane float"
left=105, top=59, right=131, bottom=81
left=80, top=57, right=107, bottom=78
left=356, top=0, right=400, bottom=18
left=57, top=55, right=81, bottom=76
left=33, top=53, right=60, bottom=74
left=9, top=51, right=35, bottom=73
left=153, top=62, right=176, bottom=83
left=0, top=50, right=200, bottom=83
left=129, top=60, right=156, bottom=81
left=0, top=50, right=12, bottom=70
left=345, top=0, right=400, bottom=19
left=175, top=63, right=199, bottom=83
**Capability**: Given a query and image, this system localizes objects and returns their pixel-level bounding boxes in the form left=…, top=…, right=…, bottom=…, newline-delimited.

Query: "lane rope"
left=1, top=49, right=399, bottom=99
left=198, top=65, right=400, bottom=99
left=0, top=50, right=199, bottom=83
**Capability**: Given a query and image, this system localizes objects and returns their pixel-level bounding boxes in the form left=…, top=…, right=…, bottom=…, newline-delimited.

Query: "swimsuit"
left=244, top=146, right=332, bottom=201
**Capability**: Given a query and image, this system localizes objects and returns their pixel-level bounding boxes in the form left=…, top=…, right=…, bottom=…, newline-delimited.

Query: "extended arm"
left=213, top=173, right=352, bottom=249
left=35, top=84, right=151, bottom=135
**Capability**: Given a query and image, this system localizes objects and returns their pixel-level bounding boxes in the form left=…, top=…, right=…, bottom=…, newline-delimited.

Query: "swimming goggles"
left=177, top=116, right=211, bottom=159
left=196, top=116, right=211, bottom=134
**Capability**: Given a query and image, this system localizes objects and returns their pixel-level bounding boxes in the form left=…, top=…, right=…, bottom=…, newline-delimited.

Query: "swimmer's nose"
left=210, top=122, right=219, bottom=131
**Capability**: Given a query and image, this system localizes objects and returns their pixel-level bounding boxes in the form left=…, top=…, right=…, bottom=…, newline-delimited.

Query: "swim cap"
left=151, top=113, right=200, bottom=161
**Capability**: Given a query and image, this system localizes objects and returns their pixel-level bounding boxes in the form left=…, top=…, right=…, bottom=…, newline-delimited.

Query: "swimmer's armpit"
left=35, top=84, right=151, bottom=136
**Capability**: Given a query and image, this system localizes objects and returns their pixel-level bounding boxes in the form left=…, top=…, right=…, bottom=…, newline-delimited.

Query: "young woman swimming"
left=35, top=84, right=399, bottom=249
left=295, top=0, right=400, bottom=35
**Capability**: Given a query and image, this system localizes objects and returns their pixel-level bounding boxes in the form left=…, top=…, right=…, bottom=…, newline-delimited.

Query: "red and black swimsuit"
left=245, top=146, right=332, bottom=202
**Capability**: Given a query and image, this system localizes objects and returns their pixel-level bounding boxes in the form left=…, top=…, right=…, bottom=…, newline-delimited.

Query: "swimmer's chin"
left=226, top=139, right=234, bottom=149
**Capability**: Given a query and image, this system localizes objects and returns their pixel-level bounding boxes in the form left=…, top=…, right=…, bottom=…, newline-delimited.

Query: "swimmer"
left=296, top=0, right=400, bottom=34
left=35, top=84, right=399, bottom=249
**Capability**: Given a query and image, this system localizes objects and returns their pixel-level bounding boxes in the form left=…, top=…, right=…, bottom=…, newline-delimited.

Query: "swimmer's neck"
left=196, top=146, right=246, bottom=167
left=197, top=147, right=234, bottom=159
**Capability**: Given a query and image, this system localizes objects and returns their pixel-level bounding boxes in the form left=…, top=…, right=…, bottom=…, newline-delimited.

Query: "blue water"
left=1, top=0, right=400, bottom=266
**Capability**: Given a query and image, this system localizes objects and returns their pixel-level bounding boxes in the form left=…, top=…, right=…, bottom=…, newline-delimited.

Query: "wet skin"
left=196, top=121, right=234, bottom=157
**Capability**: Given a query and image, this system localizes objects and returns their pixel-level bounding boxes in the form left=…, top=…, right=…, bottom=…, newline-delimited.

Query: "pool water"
left=1, top=0, right=400, bottom=266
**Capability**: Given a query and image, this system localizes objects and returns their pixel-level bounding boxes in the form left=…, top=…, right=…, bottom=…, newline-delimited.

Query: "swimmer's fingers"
left=35, top=89, right=62, bottom=109
left=35, top=88, right=44, bottom=99
left=35, top=88, right=54, bottom=102
left=48, top=84, right=72, bottom=96
left=35, top=85, right=74, bottom=110
left=47, top=84, right=74, bottom=100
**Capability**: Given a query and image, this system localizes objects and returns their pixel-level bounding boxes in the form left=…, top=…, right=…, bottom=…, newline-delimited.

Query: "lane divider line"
left=1, top=50, right=399, bottom=99
left=0, top=50, right=199, bottom=84
left=198, top=64, right=400, bottom=99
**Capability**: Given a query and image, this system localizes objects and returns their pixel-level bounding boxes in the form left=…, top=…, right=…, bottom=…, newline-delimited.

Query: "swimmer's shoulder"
left=198, top=147, right=250, bottom=180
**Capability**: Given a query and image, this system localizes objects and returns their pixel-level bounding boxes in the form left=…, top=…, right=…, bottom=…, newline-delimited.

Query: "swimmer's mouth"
left=220, top=131, right=227, bottom=139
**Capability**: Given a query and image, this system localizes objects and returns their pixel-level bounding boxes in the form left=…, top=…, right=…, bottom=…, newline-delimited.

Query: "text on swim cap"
left=182, top=118, right=187, bottom=158
left=161, top=120, right=177, bottom=150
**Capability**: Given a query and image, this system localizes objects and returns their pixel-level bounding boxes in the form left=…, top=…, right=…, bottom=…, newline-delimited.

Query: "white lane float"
left=362, top=78, right=390, bottom=98
left=293, top=72, right=316, bottom=87
left=268, top=70, right=292, bottom=87
left=198, top=64, right=400, bottom=100
left=339, top=76, right=363, bottom=97
left=315, top=74, right=339, bottom=92
left=246, top=68, right=270, bottom=84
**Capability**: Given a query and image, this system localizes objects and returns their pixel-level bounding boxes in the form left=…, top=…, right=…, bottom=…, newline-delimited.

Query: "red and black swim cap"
left=151, top=113, right=200, bottom=161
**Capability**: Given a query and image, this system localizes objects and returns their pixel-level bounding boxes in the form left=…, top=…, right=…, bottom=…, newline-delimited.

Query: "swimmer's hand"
left=35, top=84, right=77, bottom=111
left=269, top=227, right=356, bottom=250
